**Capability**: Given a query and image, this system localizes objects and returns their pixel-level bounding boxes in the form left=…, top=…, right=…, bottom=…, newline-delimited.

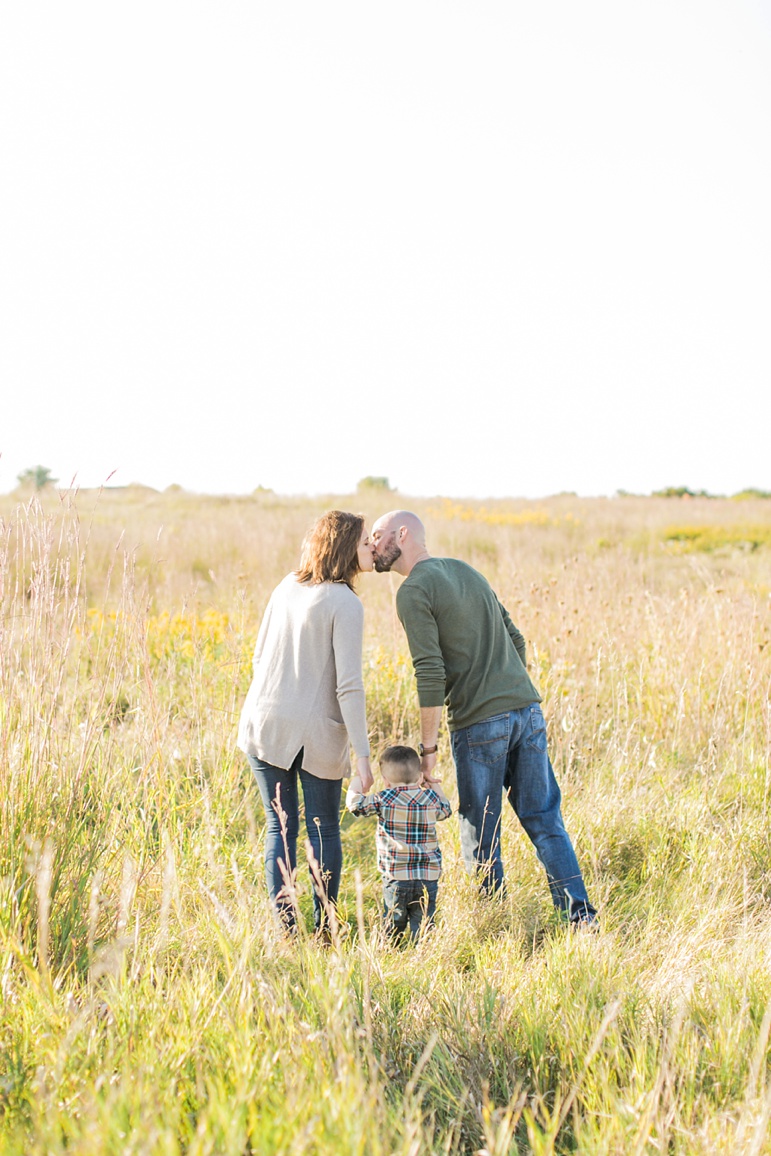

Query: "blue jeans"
left=382, top=878, right=438, bottom=940
left=247, top=751, right=342, bottom=932
left=451, top=704, right=596, bottom=921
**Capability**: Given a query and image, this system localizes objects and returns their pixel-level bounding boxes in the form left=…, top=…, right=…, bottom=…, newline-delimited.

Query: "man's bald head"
left=371, top=510, right=430, bottom=575
left=373, top=510, right=426, bottom=543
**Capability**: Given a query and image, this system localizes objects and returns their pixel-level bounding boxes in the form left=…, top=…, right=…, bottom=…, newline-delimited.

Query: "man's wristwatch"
left=419, top=743, right=438, bottom=757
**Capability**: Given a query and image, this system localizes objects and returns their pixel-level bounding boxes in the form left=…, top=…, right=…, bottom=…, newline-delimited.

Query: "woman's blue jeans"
left=247, top=751, right=342, bottom=932
left=451, top=704, right=596, bottom=922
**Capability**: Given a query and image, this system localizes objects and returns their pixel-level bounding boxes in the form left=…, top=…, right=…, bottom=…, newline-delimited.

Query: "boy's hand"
left=356, top=756, right=374, bottom=793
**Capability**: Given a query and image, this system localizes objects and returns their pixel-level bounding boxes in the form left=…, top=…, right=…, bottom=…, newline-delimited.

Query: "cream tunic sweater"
left=237, top=574, right=370, bottom=779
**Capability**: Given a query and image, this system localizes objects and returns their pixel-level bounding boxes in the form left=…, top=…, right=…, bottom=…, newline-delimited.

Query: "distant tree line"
left=12, top=466, right=770, bottom=500
left=643, top=486, right=771, bottom=500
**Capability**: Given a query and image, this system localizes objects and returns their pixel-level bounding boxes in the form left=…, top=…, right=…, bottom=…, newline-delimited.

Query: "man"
left=371, top=510, right=597, bottom=927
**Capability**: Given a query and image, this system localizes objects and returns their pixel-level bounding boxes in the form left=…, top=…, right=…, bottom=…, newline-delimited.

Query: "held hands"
left=356, top=755, right=374, bottom=793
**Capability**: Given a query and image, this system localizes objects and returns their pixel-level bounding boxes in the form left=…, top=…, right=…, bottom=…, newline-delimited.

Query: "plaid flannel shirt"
left=346, top=785, right=452, bottom=882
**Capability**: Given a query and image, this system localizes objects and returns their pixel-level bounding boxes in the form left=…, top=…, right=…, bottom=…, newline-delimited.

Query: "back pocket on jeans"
left=466, top=713, right=510, bottom=766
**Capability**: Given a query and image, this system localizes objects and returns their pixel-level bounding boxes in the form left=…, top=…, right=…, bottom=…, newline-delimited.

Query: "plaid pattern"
left=346, top=786, right=452, bottom=882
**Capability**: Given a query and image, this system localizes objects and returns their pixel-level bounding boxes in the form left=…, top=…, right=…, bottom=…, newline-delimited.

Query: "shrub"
left=662, top=524, right=771, bottom=551
left=731, top=488, right=771, bottom=500
left=652, top=485, right=716, bottom=499
left=16, top=465, right=58, bottom=491
left=356, top=476, right=393, bottom=492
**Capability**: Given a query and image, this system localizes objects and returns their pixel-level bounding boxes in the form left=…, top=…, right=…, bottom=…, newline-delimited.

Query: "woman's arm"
left=251, top=592, right=275, bottom=672
left=331, top=594, right=371, bottom=764
left=355, top=755, right=374, bottom=792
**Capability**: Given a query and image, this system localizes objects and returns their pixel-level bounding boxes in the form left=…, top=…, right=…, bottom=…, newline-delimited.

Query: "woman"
left=237, top=510, right=374, bottom=934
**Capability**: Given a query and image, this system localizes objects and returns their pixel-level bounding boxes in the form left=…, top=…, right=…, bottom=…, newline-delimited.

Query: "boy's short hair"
left=380, top=744, right=421, bottom=784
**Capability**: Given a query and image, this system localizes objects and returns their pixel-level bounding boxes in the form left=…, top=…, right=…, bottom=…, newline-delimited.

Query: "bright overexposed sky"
left=2, top=2, right=770, bottom=499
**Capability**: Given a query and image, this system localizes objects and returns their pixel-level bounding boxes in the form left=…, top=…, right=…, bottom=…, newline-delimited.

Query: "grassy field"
left=1, top=485, right=770, bottom=1154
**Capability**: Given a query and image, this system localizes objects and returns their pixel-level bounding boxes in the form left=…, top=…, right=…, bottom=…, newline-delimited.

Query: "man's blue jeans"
left=382, top=878, right=438, bottom=940
left=451, top=704, right=596, bottom=921
left=247, top=750, right=342, bottom=932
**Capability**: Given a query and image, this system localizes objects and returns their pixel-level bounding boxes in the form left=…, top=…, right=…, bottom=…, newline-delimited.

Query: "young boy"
left=346, top=745, right=452, bottom=939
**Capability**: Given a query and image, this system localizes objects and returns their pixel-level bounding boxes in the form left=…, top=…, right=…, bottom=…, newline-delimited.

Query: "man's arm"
left=419, top=705, right=443, bottom=785
left=397, top=583, right=447, bottom=783
left=496, top=596, right=527, bottom=668
left=396, top=583, right=447, bottom=709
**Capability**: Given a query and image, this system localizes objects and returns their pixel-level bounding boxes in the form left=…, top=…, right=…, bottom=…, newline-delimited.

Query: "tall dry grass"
left=0, top=486, right=770, bottom=1153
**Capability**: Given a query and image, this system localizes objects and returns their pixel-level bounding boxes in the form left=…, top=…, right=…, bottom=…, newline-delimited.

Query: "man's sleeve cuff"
left=416, top=689, right=445, bottom=708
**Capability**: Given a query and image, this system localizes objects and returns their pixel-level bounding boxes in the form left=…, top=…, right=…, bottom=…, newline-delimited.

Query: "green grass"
left=662, top=524, right=771, bottom=552
left=0, top=489, right=770, bottom=1153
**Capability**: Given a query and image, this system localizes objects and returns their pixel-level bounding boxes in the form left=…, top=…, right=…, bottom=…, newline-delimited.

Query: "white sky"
left=2, top=1, right=770, bottom=499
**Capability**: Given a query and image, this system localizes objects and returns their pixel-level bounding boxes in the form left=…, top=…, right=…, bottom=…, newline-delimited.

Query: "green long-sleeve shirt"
left=395, top=557, right=541, bottom=732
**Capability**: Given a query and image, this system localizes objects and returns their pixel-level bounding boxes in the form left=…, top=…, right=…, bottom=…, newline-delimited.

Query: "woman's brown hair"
left=295, top=510, right=365, bottom=590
